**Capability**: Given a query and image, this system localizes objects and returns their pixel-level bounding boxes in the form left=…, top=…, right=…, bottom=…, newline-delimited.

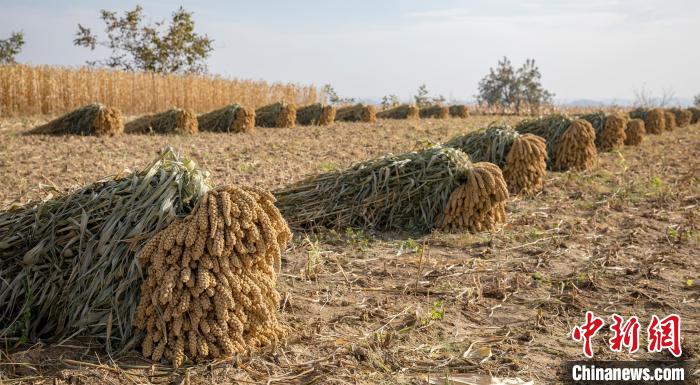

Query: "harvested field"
left=0, top=117, right=698, bottom=384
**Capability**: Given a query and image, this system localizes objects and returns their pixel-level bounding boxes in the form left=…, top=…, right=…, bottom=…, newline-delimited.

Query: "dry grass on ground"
left=0, top=117, right=698, bottom=384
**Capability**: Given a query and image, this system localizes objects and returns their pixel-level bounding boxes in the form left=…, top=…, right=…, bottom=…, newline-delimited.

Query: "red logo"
left=647, top=314, right=682, bottom=357
left=572, top=311, right=605, bottom=358
left=609, top=314, right=640, bottom=353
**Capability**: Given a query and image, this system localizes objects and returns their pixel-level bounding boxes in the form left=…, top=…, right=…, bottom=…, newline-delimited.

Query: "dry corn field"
left=0, top=65, right=318, bottom=117
left=0, top=115, right=699, bottom=384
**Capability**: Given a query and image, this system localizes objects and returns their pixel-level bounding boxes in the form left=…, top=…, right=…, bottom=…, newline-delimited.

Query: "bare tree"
left=633, top=85, right=676, bottom=108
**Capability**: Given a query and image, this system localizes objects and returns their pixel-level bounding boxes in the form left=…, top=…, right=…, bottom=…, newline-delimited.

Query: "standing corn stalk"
left=126, top=108, right=198, bottom=135
left=419, top=105, right=449, bottom=119
left=134, top=185, right=291, bottom=367
left=445, top=124, right=547, bottom=195
left=255, top=102, right=297, bottom=128
left=630, top=108, right=665, bottom=134
left=0, top=147, right=209, bottom=352
left=578, top=112, right=628, bottom=151
left=197, top=104, right=255, bottom=133
left=28, top=103, right=123, bottom=136
left=515, top=114, right=597, bottom=171
left=624, top=119, right=646, bottom=146
left=274, top=146, right=508, bottom=234
left=335, top=103, right=377, bottom=123
left=376, top=104, right=419, bottom=120
left=448, top=105, right=469, bottom=118
left=296, top=103, right=336, bottom=126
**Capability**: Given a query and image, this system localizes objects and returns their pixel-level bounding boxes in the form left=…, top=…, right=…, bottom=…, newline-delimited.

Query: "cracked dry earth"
left=0, top=117, right=698, bottom=384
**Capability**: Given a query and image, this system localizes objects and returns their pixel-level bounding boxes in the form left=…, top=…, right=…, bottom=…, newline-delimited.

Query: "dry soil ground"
left=0, top=116, right=698, bottom=384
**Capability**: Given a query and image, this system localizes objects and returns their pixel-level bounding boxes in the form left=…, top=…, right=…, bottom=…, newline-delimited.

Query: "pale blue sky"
left=1, top=0, right=698, bottom=103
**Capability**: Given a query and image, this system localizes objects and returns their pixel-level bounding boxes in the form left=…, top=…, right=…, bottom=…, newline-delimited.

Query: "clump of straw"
left=624, top=119, right=645, bottom=146
left=335, top=104, right=376, bottom=123
left=445, top=124, right=547, bottom=195
left=274, top=146, right=508, bottom=234
left=515, top=115, right=597, bottom=171
left=126, top=108, right=198, bottom=135
left=419, top=105, right=449, bottom=119
left=29, top=103, right=123, bottom=136
left=579, top=112, right=628, bottom=151
left=296, top=103, right=336, bottom=126
left=663, top=111, right=676, bottom=131
left=255, top=102, right=297, bottom=128
left=0, top=147, right=209, bottom=351
left=630, top=108, right=665, bottom=134
left=197, top=104, right=255, bottom=133
left=376, top=104, right=419, bottom=120
left=449, top=105, right=469, bottom=118
left=134, top=185, right=291, bottom=367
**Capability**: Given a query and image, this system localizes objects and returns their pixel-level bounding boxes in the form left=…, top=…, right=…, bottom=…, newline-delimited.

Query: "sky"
left=1, top=0, right=698, bottom=104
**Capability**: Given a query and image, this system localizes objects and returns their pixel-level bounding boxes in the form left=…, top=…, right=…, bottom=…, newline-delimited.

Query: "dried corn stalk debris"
left=274, top=146, right=508, bottom=234
left=0, top=147, right=209, bottom=351
left=445, top=124, right=547, bottom=195
left=134, top=185, right=291, bottom=367
left=28, top=103, right=123, bottom=136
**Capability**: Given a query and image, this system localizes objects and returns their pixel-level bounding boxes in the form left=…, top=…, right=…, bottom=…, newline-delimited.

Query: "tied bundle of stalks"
left=134, top=185, right=291, bottom=367
left=0, top=147, right=209, bottom=351
left=669, top=108, right=692, bottom=128
left=376, top=104, right=419, bottom=120
left=449, top=105, right=469, bottom=118
left=197, top=104, right=255, bottom=133
left=335, top=104, right=377, bottom=123
left=630, top=108, right=665, bottom=134
left=296, top=103, right=336, bottom=126
left=445, top=124, right=547, bottom=195
left=255, top=102, right=297, bottom=128
left=663, top=111, right=676, bottom=131
left=274, top=146, right=508, bottom=233
left=126, top=108, right=198, bottom=135
left=515, top=115, right=597, bottom=171
left=624, top=119, right=645, bottom=146
left=579, top=112, right=627, bottom=151
left=419, top=105, right=449, bottom=119
left=29, top=103, right=123, bottom=136
left=689, top=107, right=700, bottom=124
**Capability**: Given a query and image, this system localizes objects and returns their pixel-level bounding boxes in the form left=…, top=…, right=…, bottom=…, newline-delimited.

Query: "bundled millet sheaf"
left=29, top=103, right=123, bottom=136
left=624, top=119, right=645, bottom=146
left=255, top=102, right=297, bottom=128
left=296, top=103, right=336, bottom=126
left=444, top=124, right=547, bottom=195
left=0, top=148, right=209, bottom=351
left=663, top=111, right=676, bottom=131
left=448, top=105, right=469, bottom=118
left=579, top=112, right=627, bottom=152
left=629, top=108, right=665, bottom=134
left=335, top=104, right=377, bottom=123
left=689, top=107, right=700, bottom=124
left=197, top=104, right=255, bottom=133
left=669, top=108, right=692, bottom=128
left=134, top=185, right=291, bottom=367
left=274, top=146, right=508, bottom=234
left=419, top=105, right=450, bottom=119
left=376, top=104, right=419, bottom=120
left=515, top=114, right=597, bottom=171
left=126, top=108, right=198, bottom=135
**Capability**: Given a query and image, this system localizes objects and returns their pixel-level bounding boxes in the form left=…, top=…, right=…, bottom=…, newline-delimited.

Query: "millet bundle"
left=0, top=148, right=209, bottom=351
left=689, top=107, right=700, bottom=124
left=197, top=104, right=255, bottom=133
left=624, top=119, right=646, bottom=146
left=296, top=103, right=336, bottom=126
left=376, top=104, right=419, bottom=120
left=663, top=111, right=676, bottom=131
left=274, top=146, right=508, bottom=234
left=669, top=108, right=691, bottom=128
left=578, top=112, right=627, bottom=151
left=448, top=105, right=469, bottom=118
left=134, top=185, right=291, bottom=367
left=255, top=102, right=297, bottom=128
left=335, top=104, right=377, bottom=123
left=444, top=124, right=547, bottom=195
left=630, top=108, right=665, bottom=134
left=515, top=114, right=598, bottom=171
left=419, top=105, right=449, bottom=119
left=29, top=103, right=123, bottom=136
left=126, top=108, right=198, bottom=135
